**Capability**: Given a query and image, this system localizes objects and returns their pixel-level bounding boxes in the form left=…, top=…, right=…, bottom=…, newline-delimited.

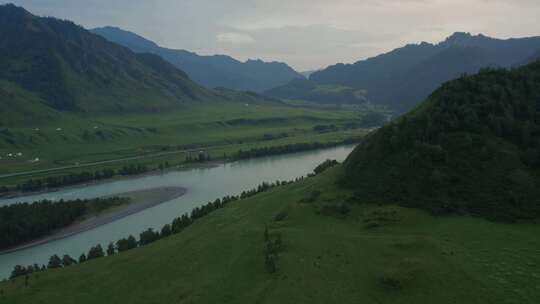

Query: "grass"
left=1, top=167, right=539, bottom=303
left=0, top=102, right=370, bottom=185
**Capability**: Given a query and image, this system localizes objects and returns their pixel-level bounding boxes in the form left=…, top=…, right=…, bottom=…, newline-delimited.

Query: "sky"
left=3, top=0, right=540, bottom=71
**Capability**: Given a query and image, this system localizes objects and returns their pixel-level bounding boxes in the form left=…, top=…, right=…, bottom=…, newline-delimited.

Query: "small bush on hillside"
left=274, top=210, right=288, bottom=222
left=263, top=229, right=284, bottom=274
left=300, top=190, right=321, bottom=204
left=314, top=159, right=339, bottom=174
left=363, top=208, right=401, bottom=229
left=379, top=273, right=403, bottom=290
left=317, top=202, right=351, bottom=218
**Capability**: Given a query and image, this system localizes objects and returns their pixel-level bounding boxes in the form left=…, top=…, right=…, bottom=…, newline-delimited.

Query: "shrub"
left=274, top=210, right=288, bottom=222
left=379, top=274, right=403, bottom=290
left=314, top=159, right=339, bottom=174
left=300, top=190, right=321, bottom=203
left=318, top=202, right=350, bottom=218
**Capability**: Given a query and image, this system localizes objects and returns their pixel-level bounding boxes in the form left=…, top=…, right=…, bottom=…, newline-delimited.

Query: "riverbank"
left=0, top=145, right=356, bottom=280
left=0, top=140, right=361, bottom=202
left=0, top=130, right=367, bottom=192
left=0, top=161, right=218, bottom=202
left=0, top=186, right=186, bottom=255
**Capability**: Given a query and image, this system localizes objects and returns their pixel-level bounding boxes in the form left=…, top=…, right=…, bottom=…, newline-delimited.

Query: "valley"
left=0, top=2, right=539, bottom=303
left=0, top=102, right=372, bottom=186
left=0, top=145, right=355, bottom=279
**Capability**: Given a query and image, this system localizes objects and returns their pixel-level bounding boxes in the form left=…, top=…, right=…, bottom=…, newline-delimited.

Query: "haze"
left=3, top=0, right=540, bottom=71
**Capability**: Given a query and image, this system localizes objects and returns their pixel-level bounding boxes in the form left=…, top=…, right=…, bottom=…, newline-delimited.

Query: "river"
left=0, top=145, right=355, bottom=279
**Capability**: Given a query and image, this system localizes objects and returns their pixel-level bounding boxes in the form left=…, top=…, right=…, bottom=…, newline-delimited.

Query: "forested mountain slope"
left=0, top=5, right=214, bottom=115
left=343, top=62, right=540, bottom=221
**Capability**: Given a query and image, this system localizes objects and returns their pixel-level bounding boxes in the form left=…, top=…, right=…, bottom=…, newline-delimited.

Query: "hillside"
left=343, top=62, right=540, bottom=221
left=0, top=4, right=284, bottom=123
left=91, top=26, right=303, bottom=92
left=311, top=32, right=540, bottom=113
left=2, top=168, right=539, bottom=303
left=263, top=78, right=369, bottom=105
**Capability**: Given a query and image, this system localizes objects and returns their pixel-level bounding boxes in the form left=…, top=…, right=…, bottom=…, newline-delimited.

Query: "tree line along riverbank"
left=0, top=138, right=362, bottom=198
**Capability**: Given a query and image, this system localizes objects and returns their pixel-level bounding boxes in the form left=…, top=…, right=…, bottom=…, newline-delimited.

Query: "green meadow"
left=2, top=167, right=538, bottom=303
left=0, top=102, right=371, bottom=184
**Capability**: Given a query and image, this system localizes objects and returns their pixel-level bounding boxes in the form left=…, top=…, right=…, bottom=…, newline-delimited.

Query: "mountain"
left=0, top=4, right=212, bottom=118
left=343, top=62, right=540, bottom=222
left=264, top=78, right=369, bottom=105
left=91, top=26, right=303, bottom=92
left=0, top=4, right=277, bottom=123
left=311, top=32, right=540, bottom=113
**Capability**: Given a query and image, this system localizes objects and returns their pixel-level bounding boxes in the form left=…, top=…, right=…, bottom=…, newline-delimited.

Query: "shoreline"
left=0, top=142, right=360, bottom=201
left=0, top=186, right=187, bottom=255
left=0, top=161, right=220, bottom=202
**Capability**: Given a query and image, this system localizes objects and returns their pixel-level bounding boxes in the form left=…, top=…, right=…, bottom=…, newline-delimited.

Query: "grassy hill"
left=343, top=62, right=540, bottom=221
left=91, top=26, right=304, bottom=92
left=0, top=101, right=372, bottom=179
left=0, top=80, right=61, bottom=126
left=1, top=168, right=539, bottom=303
left=311, top=32, right=540, bottom=113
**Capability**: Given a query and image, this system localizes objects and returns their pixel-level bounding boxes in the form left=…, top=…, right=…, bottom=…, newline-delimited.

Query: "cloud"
left=214, top=24, right=403, bottom=69
left=216, top=32, right=255, bottom=45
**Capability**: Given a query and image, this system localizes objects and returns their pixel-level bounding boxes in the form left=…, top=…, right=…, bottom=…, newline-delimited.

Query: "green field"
left=2, top=167, right=538, bottom=303
left=0, top=102, right=372, bottom=185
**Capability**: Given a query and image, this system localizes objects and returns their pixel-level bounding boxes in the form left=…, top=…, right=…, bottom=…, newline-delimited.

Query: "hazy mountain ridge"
left=91, top=26, right=303, bottom=92
left=311, top=32, right=540, bottom=113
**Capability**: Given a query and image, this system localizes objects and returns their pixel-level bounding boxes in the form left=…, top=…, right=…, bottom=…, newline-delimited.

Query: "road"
left=0, top=149, right=196, bottom=180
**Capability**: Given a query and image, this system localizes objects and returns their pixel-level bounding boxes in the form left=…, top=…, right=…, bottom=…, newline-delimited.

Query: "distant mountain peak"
left=439, top=32, right=495, bottom=47
left=442, top=32, right=473, bottom=44
left=0, top=3, right=27, bottom=12
left=0, top=3, right=34, bottom=29
left=92, top=26, right=302, bottom=92
left=91, top=26, right=160, bottom=52
left=311, top=31, right=540, bottom=113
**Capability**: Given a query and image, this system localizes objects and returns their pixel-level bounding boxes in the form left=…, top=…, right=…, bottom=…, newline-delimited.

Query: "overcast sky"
left=3, top=0, right=540, bottom=70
